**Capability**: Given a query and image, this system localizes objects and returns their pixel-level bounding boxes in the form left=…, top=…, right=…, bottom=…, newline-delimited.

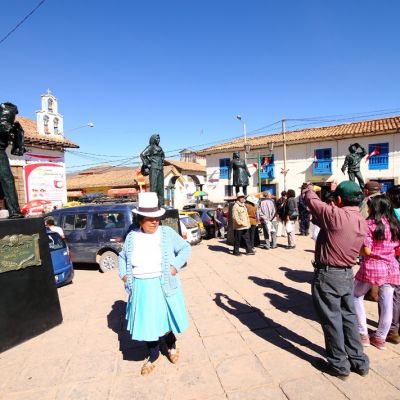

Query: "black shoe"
left=263, top=245, right=270, bottom=250
left=286, top=245, right=296, bottom=249
left=233, top=252, right=241, bottom=256
left=350, top=366, right=369, bottom=377
left=246, top=251, right=255, bottom=255
left=313, top=358, right=349, bottom=381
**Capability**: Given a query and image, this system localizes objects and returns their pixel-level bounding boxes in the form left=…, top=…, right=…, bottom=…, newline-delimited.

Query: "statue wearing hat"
left=0, top=102, right=25, bottom=219
left=140, top=134, right=165, bottom=207
left=228, top=152, right=251, bottom=195
left=341, top=143, right=367, bottom=189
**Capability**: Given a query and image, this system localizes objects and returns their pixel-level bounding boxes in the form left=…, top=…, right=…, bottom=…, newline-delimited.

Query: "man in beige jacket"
left=232, top=192, right=254, bottom=256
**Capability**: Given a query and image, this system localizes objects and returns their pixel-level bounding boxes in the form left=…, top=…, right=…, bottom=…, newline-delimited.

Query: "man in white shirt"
left=46, top=217, right=65, bottom=239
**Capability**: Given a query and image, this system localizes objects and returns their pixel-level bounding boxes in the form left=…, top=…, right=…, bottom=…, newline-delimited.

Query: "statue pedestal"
left=0, top=217, right=63, bottom=353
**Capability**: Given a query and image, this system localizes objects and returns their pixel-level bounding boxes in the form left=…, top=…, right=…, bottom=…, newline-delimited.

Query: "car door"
left=61, top=212, right=92, bottom=263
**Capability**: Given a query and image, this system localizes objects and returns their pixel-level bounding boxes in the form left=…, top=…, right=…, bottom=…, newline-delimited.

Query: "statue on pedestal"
left=341, top=143, right=367, bottom=189
left=140, top=134, right=165, bottom=207
left=0, top=102, right=25, bottom=219
left=228, top=151, right=251, bottom=195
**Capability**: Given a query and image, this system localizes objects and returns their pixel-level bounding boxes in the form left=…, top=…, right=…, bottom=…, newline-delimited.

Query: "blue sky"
left=1, top=0, right=400, bottom=171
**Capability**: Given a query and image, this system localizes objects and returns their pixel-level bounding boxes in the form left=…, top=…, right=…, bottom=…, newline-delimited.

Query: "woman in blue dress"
left=119, top=192, right=191, bottom=375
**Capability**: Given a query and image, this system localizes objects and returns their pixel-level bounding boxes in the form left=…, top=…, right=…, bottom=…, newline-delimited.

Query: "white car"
left=179, top=215, right=202, bottom=245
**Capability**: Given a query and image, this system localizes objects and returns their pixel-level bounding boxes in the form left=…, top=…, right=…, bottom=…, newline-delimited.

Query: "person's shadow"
left=280, top=266, right=314, bottom=283
left=107, top=300, right=147, bottom=361
left=207, top=245, right=231, bottom=254
left=214, top=293, right=325, bottom=367
left=248, top=275, right=318, bottom=323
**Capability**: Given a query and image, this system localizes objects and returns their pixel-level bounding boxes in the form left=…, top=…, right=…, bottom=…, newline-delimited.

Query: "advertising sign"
left=25, top=163, right=66, bottom=204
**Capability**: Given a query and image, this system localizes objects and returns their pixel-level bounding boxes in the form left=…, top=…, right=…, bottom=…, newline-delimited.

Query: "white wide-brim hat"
left=246, top=195, right=258, bottom=205
left=133, top=192, right=166, bottom=218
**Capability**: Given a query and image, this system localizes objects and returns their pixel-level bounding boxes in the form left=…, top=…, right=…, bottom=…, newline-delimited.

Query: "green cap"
left=331, top=181, right=363, bottom=200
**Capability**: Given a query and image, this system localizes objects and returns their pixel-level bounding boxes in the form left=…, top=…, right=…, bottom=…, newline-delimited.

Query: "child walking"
left=353, top=195, right=400, bottom=350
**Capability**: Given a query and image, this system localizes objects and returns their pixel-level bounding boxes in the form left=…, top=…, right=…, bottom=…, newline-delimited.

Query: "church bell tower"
left=36, top=90, right=64, bottom=136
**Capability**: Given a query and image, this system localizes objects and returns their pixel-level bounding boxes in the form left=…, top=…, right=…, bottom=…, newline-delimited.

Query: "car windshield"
left=180, top=216, right=198, bottom=229
left=189, top=213, right=202, bottom=223
left=47, top=232, right=66, bottom=251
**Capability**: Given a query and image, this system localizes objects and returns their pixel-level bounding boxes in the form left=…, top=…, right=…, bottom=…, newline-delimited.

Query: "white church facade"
left=7, top=92, right=79, bottom=210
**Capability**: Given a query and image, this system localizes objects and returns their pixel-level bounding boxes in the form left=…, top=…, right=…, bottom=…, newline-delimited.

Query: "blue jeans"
left=312, top=267, right=369, bottom=375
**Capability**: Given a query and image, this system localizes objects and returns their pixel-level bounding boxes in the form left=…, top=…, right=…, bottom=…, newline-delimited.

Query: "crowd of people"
left=229, top=181, right=400, bottom=379
left=231, top=187, right=302, bottom=254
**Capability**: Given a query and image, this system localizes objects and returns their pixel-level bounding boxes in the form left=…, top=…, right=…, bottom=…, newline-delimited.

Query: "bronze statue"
left=228, top=151, right=251, bottom=195
left=0, top=102, right=25, bottom=218
left=341, top=143, right=367, bottom=189
left=140, top=134, right=165, bottom=207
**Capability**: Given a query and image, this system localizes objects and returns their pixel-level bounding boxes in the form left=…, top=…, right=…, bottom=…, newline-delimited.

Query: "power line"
left=66, top=107, right=400, bottom=171
left=285, top=107, right=400, bottom=122
left=0, top=0, right=47, bottom=46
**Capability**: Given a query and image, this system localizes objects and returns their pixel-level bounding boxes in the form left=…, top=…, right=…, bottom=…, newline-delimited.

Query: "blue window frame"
left=368, top=143, right=389, bottom=170
left=219, top=158, right=230, bottom=179
left=312, top=148, right=332, bottom=176
left=259, top=154, right=275, bottom=179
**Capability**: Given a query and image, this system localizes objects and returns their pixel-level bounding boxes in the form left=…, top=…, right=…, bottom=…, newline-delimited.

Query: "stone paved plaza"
left=1, top=234, right=399, bottom=400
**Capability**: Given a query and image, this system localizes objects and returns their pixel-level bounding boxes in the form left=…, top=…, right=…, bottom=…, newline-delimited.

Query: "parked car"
left=179, top=210, right=206, bottom=237
left=192, top=208, right=217, bottom=239
left=179, top=215, right=202, bottom=245
left=48, top=203, right=137, bottom=272
left=47, top=230, right=74, bottom=287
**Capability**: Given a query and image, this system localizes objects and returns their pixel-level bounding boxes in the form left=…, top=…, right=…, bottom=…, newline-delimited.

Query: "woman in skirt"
left=119, top=192, right=191, bottom=375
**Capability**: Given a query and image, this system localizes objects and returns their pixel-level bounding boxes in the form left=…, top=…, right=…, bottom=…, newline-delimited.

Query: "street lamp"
left=63, top=122, right=95, bottom=134
left=235, top=115, right=250, bottom=161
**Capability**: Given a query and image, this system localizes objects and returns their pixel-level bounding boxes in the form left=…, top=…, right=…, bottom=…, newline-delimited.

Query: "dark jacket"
left=283, top=197, right=297, bottom=220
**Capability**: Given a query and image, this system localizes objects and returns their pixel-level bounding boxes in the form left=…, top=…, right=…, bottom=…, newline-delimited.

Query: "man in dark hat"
left=0, top=102, right=24, bottom=218
left=360, top=180, right=381, bottom=218
left=303, top=181, right=369, bottom=379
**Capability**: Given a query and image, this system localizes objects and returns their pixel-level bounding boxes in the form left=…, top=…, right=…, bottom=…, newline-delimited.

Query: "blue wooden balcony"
left=312, top=160, right=332, bottom=176
left=260, top=165, right=275, bottom=179
left=219, top=166, right=229, bottom=179
left=368, top=155, right=388, bottom=170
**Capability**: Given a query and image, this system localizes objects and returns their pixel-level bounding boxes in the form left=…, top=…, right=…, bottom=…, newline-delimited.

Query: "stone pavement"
left=1, top=234, right=400, bottom=400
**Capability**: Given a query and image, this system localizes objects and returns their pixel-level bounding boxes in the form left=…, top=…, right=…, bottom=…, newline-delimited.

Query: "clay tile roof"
left=67, top=166, right=142, bottom=189
left=16, top=116, right=79, bottom=149
left=196, top=116, right=400, bottom=155
left=67, top=164, right=182, bottom=190
left=164, top=159, right=205, bottom=173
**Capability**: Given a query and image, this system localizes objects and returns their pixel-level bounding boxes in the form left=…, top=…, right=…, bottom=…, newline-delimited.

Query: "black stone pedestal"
left=0, top=217, right=62, bottom=353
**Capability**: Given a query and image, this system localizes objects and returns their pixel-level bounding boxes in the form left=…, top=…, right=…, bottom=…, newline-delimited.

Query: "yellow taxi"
left=179, top=210, right=206, bottom=237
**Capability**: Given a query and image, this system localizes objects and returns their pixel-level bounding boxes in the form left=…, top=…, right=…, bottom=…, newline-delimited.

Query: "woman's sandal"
left=167, top=345, right=180, bottom=364
left=141, top=355, right=161, bottom=376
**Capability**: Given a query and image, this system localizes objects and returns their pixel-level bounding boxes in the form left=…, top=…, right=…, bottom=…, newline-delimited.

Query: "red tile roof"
left=197, top=116, right=400, bottom=155
left=164, top=159, right=205, bottom=173
left=16, top=116, right=79, bottom=149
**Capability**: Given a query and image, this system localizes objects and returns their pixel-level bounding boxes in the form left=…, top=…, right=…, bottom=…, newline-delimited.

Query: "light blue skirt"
left=125, top=276, right=189, bottom=341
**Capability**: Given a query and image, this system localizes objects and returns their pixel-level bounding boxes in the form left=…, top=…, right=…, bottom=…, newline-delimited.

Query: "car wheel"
left=99, top=251, right=118, bottom=273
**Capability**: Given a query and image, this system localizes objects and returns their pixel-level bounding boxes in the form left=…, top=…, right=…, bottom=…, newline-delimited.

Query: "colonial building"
left=6, top=92, right=78, bottom=210
left=196, top=116, right=400, bottom=202
left=67, top=159, right=206, bottom=210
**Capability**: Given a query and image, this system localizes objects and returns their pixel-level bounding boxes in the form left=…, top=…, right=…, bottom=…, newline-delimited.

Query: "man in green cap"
left=302, top=180, right=369, bottom=380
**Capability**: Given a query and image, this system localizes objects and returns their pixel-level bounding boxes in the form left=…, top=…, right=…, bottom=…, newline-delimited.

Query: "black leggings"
left=146, top=331, right=176, bottom=362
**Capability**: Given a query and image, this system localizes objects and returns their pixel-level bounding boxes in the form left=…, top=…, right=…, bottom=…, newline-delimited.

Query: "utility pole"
left=282, top=119, right=287, bottom=191
left=243, top=121, right=248, bottom=163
